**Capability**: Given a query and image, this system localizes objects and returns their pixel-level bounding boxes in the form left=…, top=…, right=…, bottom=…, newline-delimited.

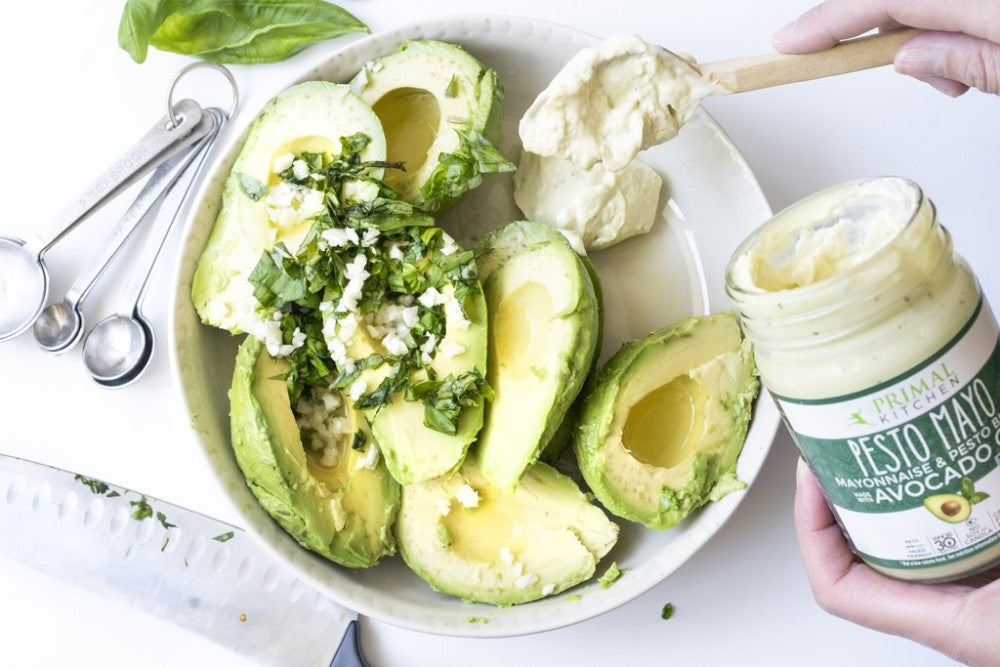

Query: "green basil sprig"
left=118, top=0, right=369, bottom=64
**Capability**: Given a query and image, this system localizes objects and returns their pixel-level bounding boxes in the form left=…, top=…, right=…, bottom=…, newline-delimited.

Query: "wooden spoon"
left=698, top=28, right=922, bottom=93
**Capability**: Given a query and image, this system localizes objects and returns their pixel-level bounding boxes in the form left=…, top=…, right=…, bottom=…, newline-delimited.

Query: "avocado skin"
left=924, top=493, right=971, bottom=523
left=229, top=338, right=399, bottom=568
left=574, top=313, right=759, bottom=530
left=475, top=222, right=601, bottom=488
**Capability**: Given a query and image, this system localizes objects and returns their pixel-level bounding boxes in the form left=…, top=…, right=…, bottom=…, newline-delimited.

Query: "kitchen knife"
left=0, top=453, right=368, bottom=667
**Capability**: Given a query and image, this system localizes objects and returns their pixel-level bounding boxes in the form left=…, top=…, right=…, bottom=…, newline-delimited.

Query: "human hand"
left=773, top=0, right=1000, bottom=96
left=794, top=458, right=1000, bottom=665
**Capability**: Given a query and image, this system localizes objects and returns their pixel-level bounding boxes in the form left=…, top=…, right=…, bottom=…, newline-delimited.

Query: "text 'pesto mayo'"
left=726, top=177, right=1000, bottom=582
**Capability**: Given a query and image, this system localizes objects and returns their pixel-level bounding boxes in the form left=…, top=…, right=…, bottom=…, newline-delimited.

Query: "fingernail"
left=773, top=18, right=799, bottom=48
left=796, top=457, right=809, bottom=484
left=895, top=45, right=945, bottom=73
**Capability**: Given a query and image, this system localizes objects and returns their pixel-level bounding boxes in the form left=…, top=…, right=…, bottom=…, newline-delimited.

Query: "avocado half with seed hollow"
left=350, top=40, right=504, bottom=213
left=474, top=222, right=601, bottom=489
left=395, top=458, right=618, bottom=606
left=924, top=493, right=971, bottom=523
left=575, top=312, right=759, bottom=530
left=229, top=337, right=400, bottom=567
left=192, top=81, right=386, bottom=335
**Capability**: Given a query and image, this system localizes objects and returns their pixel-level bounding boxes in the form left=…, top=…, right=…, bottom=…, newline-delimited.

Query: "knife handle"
left=330, top=620, right=371, bottom=667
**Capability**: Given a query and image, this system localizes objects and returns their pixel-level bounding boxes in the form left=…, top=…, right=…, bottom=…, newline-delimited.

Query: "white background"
left=2, top=0, right=998, bottom=665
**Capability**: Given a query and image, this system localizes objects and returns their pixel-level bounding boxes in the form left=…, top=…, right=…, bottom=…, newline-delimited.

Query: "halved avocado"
left=475, top=222, right=600, bottom=489
left=350, top=40, right=504, bottom=213
left=229, top=337, right=399, bottom=567
left=323, top=232, right=489, bottom=485
left=192, top=81, right=386, bottom=334
left=539, top=251, right=605, bottom=465
left=395, top=458, right=618, bottom=605
left=575, top=313, right=759, bottom=530
left=924, top=493, right=971, bottom=523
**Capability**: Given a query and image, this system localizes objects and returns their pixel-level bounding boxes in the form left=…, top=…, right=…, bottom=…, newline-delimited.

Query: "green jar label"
left=777, top=300, right=1000, bottom=570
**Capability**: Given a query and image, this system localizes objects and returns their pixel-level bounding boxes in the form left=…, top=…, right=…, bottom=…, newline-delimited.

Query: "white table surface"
left=1, top=1, right=996, bottom=665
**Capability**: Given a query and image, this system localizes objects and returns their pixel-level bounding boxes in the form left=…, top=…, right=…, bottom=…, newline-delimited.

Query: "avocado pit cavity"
left=372, top=87, right=441, bottom=191
left=623, top=374, right=698, bottom=468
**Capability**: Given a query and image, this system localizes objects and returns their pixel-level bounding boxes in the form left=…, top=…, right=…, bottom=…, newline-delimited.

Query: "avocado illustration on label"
left=923, top=477, right=990, bottom=524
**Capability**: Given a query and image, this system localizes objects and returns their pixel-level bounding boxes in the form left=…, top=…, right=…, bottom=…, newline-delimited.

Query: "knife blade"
left=0, top=453, right=368, bottom=667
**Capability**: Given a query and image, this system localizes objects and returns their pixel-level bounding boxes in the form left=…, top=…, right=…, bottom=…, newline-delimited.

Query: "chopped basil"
left=213, top=531, right=236, bottom=542
left=444, top=74, right=459, bottom=98
left=661, top=603, right=675, bottom=620
left=238, top=173, right=269, bottom=201
left=129, top=496, right=153, bottom=521
left=352, top=429, right=367, bottom=451
left=74, top=474, right=110, bottom=495
left=420, top=129, right=515, bottom=213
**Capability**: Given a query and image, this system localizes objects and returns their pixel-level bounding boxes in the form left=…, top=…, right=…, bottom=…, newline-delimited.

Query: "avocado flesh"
left=229, top=337, right=400, bottom=567
left=192, top=81, right=386, bottom=334
left=323, top=234, right=489, bottom=485
left=575, top=313, right=759, bottom=530
left=924, top=493, right=971, bottom=523
left=475, top=222, right=600, bottom=489
left=350, top=39, right=503, bottom=212
left=395, top=459, right=618, bottom=606
left=539, top=252, right=605, bottom=465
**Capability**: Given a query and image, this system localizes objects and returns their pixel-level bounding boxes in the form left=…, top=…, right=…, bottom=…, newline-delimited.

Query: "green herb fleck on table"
left=118, top=0, right=369, bottom=64
left=213, top=531, right=236, bottom=543
left=598, top=562, right=625, bottom=589
left=564, top=594, right=583, bottom=602
left=465, top=616, right=489, bottom=624
left=661, top=603, right=675, bottom=620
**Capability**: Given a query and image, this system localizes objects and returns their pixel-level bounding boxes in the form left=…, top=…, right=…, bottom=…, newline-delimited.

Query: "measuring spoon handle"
left=122, top=108, right=226, bottom=315
left=25, top=99, right=205, bottom=256
left=62, top=111, right=218, bottom=308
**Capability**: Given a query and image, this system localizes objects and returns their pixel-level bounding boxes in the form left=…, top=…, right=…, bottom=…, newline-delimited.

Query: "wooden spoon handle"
left=700, top=28, right=922, bottom=94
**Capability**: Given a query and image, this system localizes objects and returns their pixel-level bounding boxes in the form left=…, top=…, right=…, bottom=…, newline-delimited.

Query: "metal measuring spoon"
left=0, top=99, right=204, bottom=342
left=33, top=114, right=219, bottom=354
left=83, top=108, right=226, bottom=387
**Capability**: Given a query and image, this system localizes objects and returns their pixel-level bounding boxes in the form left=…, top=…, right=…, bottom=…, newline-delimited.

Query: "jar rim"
left=725, top=176, right=926, bottom=302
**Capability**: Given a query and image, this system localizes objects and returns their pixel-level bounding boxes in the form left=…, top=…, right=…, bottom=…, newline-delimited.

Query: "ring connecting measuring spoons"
left=0, top=99, right=204, bottom=342
left=83, top=107, right=226, bottom=387
left=32, top=112, right=218, bottom=354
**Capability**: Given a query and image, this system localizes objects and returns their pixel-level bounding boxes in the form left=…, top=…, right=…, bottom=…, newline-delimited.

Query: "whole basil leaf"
left=118, top=0, right=369, bottom=64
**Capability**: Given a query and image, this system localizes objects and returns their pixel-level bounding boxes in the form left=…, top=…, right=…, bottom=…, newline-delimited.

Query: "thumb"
left=895, top=31, right=1000, bottom=96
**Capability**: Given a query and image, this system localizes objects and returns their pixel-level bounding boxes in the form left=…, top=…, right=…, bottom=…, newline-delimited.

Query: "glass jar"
left=726, top=176, right=1000, bottom=582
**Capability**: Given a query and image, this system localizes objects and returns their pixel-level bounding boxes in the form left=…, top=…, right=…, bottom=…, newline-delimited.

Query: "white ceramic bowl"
left=170, top=15, right=779, bottom=637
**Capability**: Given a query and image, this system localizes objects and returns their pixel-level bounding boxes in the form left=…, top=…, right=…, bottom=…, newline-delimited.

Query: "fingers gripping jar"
left=726, top=177, right=1000, bottom=582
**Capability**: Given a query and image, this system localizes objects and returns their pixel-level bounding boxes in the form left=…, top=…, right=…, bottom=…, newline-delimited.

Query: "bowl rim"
left=167, top=12, right=780, bottom=638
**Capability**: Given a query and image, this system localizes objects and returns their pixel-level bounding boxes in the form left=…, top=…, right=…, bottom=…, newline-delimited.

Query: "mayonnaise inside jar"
left=727, top=177, right=1000, bottom=582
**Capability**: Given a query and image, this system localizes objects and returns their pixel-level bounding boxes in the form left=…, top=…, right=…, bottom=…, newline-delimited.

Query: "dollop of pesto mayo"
left=728, top=177, right=1000, bottom=582
left=519, top=32, right=722, bottom=172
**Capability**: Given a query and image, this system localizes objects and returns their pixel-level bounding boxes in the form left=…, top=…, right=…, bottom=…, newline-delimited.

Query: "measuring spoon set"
left=0, top=63, right=237, bottom=387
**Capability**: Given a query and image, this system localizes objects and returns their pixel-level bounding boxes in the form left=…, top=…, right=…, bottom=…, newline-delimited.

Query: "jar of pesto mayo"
left=726, top=177, right=1000, bottom=582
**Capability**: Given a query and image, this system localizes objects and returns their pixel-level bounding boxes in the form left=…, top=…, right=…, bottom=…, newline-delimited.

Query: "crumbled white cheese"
left=361, top=228, right=381, bottom=247
left=541, top=583, right=555, bottom=596
left=418, top=287, right=446, bottom=308
left=513, top=561, right=524, bottom=577
left=292, top=159, right=310, bottom=181
left=381, top=332, right=409, bottom=356
left=436, top=498, right=452, bottom=516
left=441, top=238, right=459, bottom=256
left=355, top=443, right=380, bottom=470
left=455, top=484, right=480, bottom=509
left=348, top=379, right=367, bottom=401
left=388, top=244, right=405, bottom=261
left=445, top=295, right=471, bottom=331
left=500, top=547, right=515, bottom=565
left=514, top=572, right=539, bottom=589
left=419, top=334, right=438, bottom=354
left=440, top=342, right=466, bottom=359
left=273, top=153, right=295, bottom=173
left=329, top=498, right=347, bottom=532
